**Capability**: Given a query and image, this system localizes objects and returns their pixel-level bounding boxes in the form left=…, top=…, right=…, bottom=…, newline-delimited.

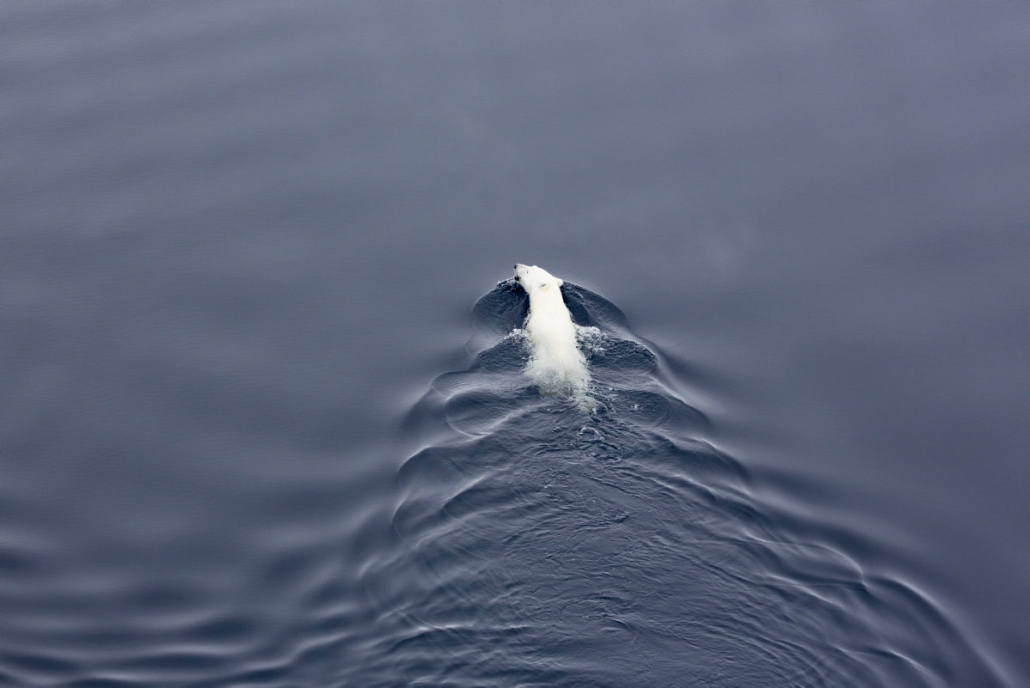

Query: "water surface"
left=1, top=2, right=1027, bottom=686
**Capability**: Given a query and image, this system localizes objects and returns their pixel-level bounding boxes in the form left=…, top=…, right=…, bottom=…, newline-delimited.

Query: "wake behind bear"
left=513, top=263, right=593, bottom=406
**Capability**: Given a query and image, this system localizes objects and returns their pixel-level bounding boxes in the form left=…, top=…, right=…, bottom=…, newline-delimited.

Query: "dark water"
left=2, top=2, right=1028, bottom=686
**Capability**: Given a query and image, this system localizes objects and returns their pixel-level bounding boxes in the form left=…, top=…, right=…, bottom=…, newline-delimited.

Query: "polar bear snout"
left=513, top=264, right=566, bottom=293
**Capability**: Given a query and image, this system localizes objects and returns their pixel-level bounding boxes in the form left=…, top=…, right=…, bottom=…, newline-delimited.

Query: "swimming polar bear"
left=513, top=264, right=592, bottom=404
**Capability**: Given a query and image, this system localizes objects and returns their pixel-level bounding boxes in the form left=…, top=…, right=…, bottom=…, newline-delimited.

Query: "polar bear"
left=513, top=263, right=591, bottom=403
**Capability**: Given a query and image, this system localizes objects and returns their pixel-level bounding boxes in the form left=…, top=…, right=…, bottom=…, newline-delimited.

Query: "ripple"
left=355, top=280, right=1001, bottom=686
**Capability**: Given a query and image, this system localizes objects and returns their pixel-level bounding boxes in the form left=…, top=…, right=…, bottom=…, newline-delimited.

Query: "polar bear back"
left=514, top=264, right=590, bottom=398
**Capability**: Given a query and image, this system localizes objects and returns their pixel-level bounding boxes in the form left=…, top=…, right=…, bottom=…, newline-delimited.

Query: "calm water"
left=2, top=2, right=1028, bottom=686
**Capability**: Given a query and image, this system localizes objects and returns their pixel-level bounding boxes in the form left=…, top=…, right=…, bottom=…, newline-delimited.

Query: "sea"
left=1, top=2, right=1028, bottom=686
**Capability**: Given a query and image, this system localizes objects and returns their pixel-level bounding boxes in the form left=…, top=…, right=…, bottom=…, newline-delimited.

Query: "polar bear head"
left=513, top=263, right=563, bottom=298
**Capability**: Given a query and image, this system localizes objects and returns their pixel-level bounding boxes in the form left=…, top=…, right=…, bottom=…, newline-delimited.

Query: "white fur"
left=513, top=264, right=591, bottom=401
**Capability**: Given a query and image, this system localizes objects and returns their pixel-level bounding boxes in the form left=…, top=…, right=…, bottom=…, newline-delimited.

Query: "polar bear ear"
left=556, top=277, right=564, bottom=287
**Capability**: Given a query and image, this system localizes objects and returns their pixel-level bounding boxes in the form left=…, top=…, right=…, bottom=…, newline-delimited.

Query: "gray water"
left=2, top=2, right=1028, bottom=686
